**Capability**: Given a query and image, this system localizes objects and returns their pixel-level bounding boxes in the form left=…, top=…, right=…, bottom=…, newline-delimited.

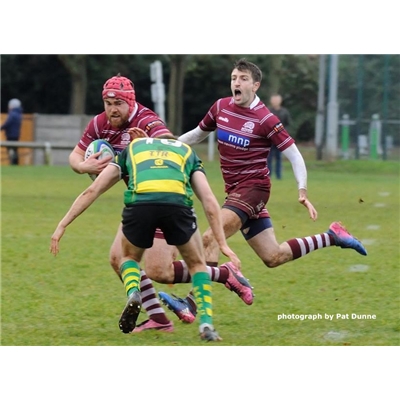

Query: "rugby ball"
left=84, top=139, right=116, bottom=181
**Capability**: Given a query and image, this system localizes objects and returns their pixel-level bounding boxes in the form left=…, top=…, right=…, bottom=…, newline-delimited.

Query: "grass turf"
left=1, top=149, right=399, bottom=347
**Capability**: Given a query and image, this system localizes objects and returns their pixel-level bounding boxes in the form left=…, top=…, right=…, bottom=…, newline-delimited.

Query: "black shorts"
left=122, top=204, right=198, bottom=248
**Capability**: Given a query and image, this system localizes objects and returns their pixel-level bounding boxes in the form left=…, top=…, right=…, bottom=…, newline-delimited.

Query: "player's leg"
left=159, top=258, right=254, bottom=323
left=119, top=206, right=171, bottom=334
left=201, top=206, right=242, bottom=264
left=202, top=207, right=253, bottom=302
left=159, top=207, right=253, bottom=323
left=242, top=219, right=287, bottom=267
left=118, top=233, right=145, bottom=334
left=217, top=184, right=290, bottom=267
left=141, top=220, right=253, bottom=319
left=142, top=234, right=198, bottom=324
left=177, top=228, right=221, bottom=341
left=159, top=255, right=253, bottom=305
left=110, top=223, right=173, bottom=332
left=244, top=219, right=367, bottom=268
left=158, top=205, right=221, bottom=341
left=144, top=233, right=178, bottom=282
left=133, top=234, right=176, bottom=332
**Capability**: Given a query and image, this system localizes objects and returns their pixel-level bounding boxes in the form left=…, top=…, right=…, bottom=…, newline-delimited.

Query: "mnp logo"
left=218, top=129, right=250, bottom=148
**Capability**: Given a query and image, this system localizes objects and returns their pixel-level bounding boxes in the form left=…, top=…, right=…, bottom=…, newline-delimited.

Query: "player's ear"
left=253, top=81, right=261, bottom=92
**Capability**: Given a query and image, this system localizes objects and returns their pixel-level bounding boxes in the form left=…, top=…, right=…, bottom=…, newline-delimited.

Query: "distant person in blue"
left=1, top=98, right=23, bottom=165
left=267, top=93, right=291, bottom=179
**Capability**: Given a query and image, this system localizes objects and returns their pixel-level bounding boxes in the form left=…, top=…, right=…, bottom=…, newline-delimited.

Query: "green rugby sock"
left=120, top=260, right=141, bottom=297
left=192, top=271, right=213, bottom=326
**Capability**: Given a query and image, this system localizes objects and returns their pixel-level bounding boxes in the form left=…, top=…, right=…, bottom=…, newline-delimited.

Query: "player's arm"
left=69, top=145, right=87, bottom=173
left=178, top=126, right=210, bottom=146
left=282, top=143, right=318, bottom=221
left=69, top=145, right=112, bottom=175
left=191, top=170, right=241, bottom=269
left=50, top=164, right=121, bottom=256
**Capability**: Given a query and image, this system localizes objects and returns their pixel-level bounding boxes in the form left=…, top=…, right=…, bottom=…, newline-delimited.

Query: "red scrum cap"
left=102, top=73, right=136, bottom=114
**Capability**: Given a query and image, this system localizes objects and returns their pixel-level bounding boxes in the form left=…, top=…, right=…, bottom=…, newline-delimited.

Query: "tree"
left=58, top=55, right=88, bottom=114
left=165, top=55, right=190, bottom=135
left=265, top=54, right=284, bottom=96
left=2, top=54, right=397, bottom=152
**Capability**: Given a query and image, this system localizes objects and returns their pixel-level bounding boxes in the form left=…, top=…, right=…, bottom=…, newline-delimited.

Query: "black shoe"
left=119, top=291, right=142, bottom=334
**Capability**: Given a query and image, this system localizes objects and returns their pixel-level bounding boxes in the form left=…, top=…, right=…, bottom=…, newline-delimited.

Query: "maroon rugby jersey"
left=77, top=102, right=171, bottom=154
left=199, top=96, right=295, bottom=193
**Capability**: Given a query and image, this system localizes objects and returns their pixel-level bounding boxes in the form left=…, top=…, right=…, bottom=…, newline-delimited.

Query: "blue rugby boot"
left=327, top=221, right=367, bottom=256
left=159, top=292, right=196, bottom=324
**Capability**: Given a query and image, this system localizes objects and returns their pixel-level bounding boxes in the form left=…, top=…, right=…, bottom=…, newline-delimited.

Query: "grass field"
left=1, top=148, right=399, bottom=348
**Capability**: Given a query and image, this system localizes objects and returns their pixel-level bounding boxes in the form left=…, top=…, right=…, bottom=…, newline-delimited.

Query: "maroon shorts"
left=222, top=183, right=271, bottom=220
left=154, top=228, right=165, bottom=239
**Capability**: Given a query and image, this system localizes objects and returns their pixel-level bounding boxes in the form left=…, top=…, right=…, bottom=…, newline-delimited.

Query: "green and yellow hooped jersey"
left=115, top=138, right=205, bottom=207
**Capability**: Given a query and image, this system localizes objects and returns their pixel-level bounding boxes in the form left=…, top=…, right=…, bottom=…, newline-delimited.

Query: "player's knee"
left=202, top=230, right=215, bottom=249
left=145, top=261, right=170, bottom=283
left=262, top=254, right=281, bottom=268
left=264, top=261, right=279, bottom=268
left=144, top=263, right=159, bottom=280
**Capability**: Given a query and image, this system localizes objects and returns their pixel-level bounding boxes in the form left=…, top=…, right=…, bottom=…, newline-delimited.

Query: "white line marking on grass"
left=359, top=239, right=376, bottom=245
left=374, top=203, right=386, bottom=207
left=348, top=264, right=369, bottom=272
left=378, top=192, right=390, bottom=196
left=366, top=225, right=381, bottom=230
left=324, top=331, right=347, bottom=341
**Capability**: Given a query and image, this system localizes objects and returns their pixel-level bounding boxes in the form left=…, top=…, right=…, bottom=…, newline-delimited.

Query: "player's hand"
left=220, top=245, right=241, bottom=270
left=50, top=225, right=66, bottom=256
left=298, top=189, right=318, bottom=221
left=128, top=127, right=148, bottom=139
left=80, top=151, right=113, bottom=175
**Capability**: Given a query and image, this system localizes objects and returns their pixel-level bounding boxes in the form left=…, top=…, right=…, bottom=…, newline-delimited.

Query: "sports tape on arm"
left=282, top=144, right=307, bottom=190
left=178, top=126, right=210, bottom=145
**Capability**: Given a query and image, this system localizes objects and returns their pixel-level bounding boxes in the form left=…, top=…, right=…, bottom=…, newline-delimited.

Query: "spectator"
left=267, top=93, right=291, bottom=179
left=1, top=98, right=23, bottom=165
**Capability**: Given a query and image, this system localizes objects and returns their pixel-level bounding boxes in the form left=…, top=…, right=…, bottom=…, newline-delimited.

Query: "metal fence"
left=338, top=114, right=400, bottom=160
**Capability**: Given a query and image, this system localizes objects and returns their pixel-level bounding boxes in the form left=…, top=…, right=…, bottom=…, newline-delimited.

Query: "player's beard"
left=109, top=114, right=127, bottom=128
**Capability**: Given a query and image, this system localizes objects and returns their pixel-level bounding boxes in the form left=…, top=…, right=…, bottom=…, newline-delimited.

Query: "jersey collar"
left=128, top=102, right=139, bottom=122
left=249, top=95, right=260, bottom=110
